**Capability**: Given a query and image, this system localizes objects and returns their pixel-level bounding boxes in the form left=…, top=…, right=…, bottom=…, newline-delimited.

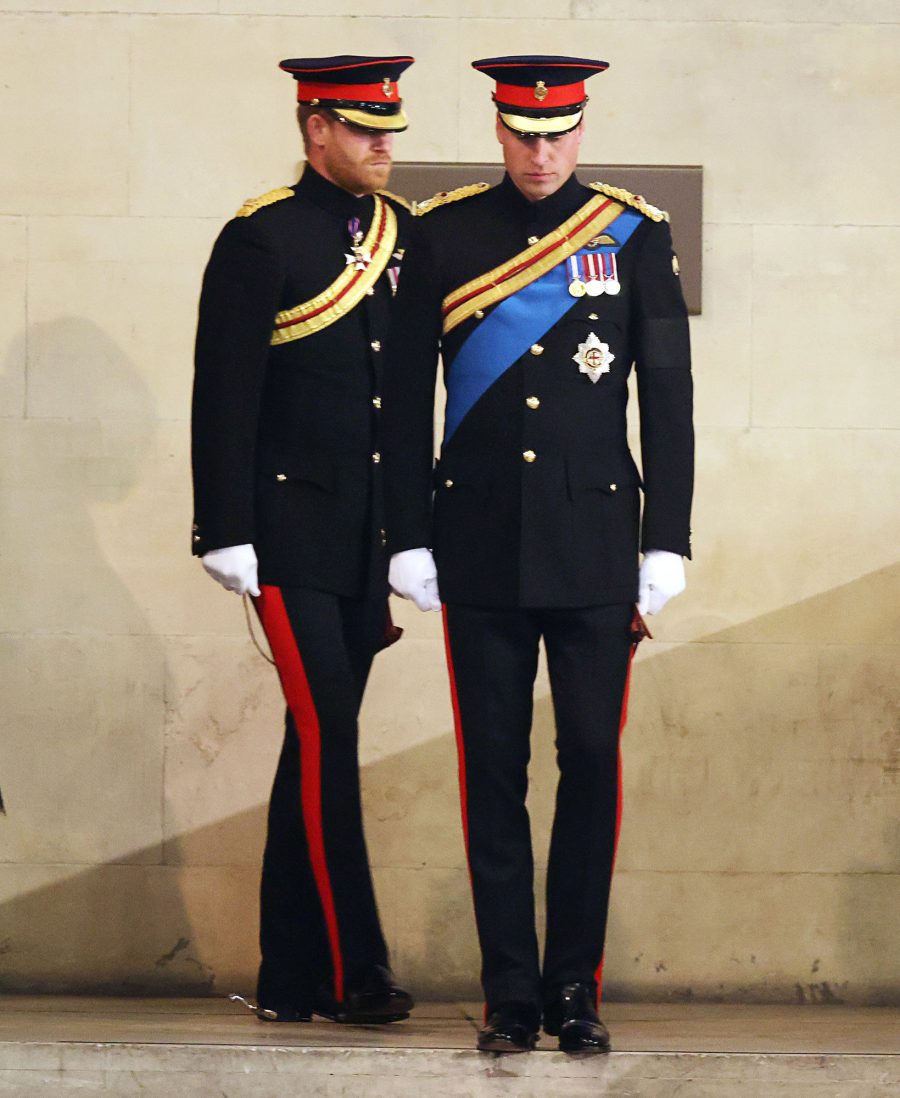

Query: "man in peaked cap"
left=191, top=55, right=415, bottom=1025
left=384, top=55, right=694, bottom=1052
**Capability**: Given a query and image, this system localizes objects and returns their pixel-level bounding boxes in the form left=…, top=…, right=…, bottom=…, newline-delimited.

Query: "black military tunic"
left=384, top=172, right=692, bottom=602
left=383, top=171, right=693, bottom=1014
left=192, top=165, right=411, bottom=1012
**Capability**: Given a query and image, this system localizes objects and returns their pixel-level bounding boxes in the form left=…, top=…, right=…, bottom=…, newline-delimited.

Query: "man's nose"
left=530, top=138, right=552, bottom=164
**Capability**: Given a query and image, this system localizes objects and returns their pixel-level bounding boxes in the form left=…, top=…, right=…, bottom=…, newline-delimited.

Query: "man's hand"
left=389, top=548, right=441, bottom=612
left=202, top=543, right=260, bottom=597
left=638, top=549, right=685, bottom=615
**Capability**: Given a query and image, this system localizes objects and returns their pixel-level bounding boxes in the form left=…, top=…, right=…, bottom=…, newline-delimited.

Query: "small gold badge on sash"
left=573, top=332, right=615, bottom=384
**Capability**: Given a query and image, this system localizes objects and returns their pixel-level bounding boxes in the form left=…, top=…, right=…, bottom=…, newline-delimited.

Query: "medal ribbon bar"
left=441, top=194, right=624, bottom=335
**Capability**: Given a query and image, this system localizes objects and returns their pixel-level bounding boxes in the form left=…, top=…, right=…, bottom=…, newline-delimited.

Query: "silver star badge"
left=573, top=331, right=615, bottom=383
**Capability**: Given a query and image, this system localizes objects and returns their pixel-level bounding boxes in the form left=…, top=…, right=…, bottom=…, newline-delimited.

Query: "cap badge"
left=534, top=80, right=548, bottom=102
left=382, top=77, right=394, bottom=98
left=573, top=332, right=615, bottom=384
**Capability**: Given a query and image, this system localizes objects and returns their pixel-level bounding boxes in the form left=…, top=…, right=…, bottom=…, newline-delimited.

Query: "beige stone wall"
left=1, top=2, right=897, bottom=1005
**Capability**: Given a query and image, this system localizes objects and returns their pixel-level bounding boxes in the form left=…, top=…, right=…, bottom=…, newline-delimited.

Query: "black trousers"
left=443, top=601, right=635, bottom=1014
left=253, top=584, right=388, bottom=1009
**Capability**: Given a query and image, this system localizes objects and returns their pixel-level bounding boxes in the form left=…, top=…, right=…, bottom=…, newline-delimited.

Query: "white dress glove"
left=638, top=549, right=686, bottom=616
left=389, top=548, right=441, bottom=612
left=202, top=543, right=260, bottom=597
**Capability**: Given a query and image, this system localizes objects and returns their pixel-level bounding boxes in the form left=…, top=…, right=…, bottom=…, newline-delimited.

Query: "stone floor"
left=0, top=996, right=898, bottom=1096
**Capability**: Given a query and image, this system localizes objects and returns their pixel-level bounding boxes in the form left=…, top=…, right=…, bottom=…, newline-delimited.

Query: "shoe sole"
left=315, top=1009, right=411, bottom=1025
left=477, top=1036, right=537, bottom=1054
left=256, top=1011, right=312, bottom=1023
left=558, top=1028, right=611, bottom=1054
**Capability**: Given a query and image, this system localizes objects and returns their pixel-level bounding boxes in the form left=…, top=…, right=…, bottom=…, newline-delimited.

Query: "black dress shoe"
left=256, top=1003, right=312, bottom=1023
left=543, top=983, right=610, bottom=1053
left=477, top=1002, right=540, bottom=1053
left=315, top=966, right=414, bottom=1024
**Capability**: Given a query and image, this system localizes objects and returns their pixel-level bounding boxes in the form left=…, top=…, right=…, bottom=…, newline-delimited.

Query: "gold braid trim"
left=378, top=189, right=415, bottom=214
left=270, top=196, right=397, bottom=344
left=589, top=182, right=668, bottom=223
left=441, top=195, right=625, bottom=335
left=416, top=182, right=490, bottom=216
left=235, top=187, right=294, bottom=218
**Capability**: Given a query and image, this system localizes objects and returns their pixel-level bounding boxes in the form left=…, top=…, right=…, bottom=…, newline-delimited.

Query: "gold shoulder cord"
left=416, top=182, right=491, bottom=216
left=589, top=182, right=669, bottom=223
left=378, top=189, right=415, bottom=214
left=235, top=187, right=294, bottom=218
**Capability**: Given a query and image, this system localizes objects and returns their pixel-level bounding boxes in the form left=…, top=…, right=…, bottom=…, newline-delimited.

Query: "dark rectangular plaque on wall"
left=389, top=163, right=703, bottom=315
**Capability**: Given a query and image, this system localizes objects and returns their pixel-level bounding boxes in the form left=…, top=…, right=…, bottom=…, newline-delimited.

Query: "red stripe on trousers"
left=594, top=640, right=638, bottom=1005
left=441, top=606, right=470, bottom=857
left=255, top=585, right=345, bottom=1002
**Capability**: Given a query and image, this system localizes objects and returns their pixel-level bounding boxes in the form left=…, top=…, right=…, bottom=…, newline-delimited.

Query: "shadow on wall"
left=1, top=557, right=898, bottom=1002
left=0, top=318, right=196, bottom=990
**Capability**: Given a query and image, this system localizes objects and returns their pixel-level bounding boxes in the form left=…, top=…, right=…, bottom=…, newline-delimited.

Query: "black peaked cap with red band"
left=472, top=54, right=608, bottom=137
left=279, top=55, right=414, bottom=133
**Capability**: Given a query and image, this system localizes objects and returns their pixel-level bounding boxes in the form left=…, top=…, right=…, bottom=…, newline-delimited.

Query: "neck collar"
left=296, top=163, right=376, bottom=221
left=500, top=171, right=586, bottom=228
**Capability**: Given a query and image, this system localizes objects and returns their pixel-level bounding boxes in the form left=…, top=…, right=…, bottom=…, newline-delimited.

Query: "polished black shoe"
left=477, top=1002, right=540, bottom=1053
left=315, top=966, right=414, bottom=1024
left=543, top=983, right=610, bottom=1053
left=256, top=1002, right=312, bottom=1023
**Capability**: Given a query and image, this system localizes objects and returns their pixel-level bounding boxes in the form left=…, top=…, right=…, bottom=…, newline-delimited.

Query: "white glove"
left=389, top=548, right=441, bottom=612
left=202, top=543, right=260, bottom=597
left=638, top=549, right=685, bottom=615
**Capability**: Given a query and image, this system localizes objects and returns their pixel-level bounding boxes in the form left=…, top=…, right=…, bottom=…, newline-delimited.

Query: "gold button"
left=523, top=450, right=537, bottom=463
left=610, top=483, right=617, bottom=492
left=588, top=313, right=599, bottom=320
left=527, top=235, right=539, bottom=245
left=366, top=287, right=376, bottom=296
left=474, top=309, right=485, bottom=319
left=444, top=478, right=454, bottom=488
left=192, top=534, right=200, bottom=543
left=530, top=344, right=543, bottom=356
left=192, top=523, right=198, bottom=532
left=370, top=340, right=381, bottom=352
left=372, top=452, right=381, bottom=464
left=526, top=396, right=540, bottom=409
left=372, top=396, right=382, bottom=409
left=276, top=473, right=287, bottom=481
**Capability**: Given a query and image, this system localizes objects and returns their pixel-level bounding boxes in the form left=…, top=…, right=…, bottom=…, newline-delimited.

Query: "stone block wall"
left=0, top=2, right=897, bottom=1004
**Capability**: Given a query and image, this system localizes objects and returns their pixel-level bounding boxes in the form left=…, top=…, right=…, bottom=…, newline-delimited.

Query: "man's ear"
left=306, top=111, right=330, bottom=150
left=495, top=113, right=505, bottom=145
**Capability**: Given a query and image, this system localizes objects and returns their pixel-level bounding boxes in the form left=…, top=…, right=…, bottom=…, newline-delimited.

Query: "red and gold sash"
left=441, top=193, right=625, bottom=335
left=270, top=195, right=397, bottom=344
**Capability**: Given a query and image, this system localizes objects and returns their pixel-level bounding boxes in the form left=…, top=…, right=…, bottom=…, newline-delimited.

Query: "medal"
left=603, top=253, right=621, bottom=296
left=344, top=217, right=372, bottom=271
left=568, top=255, right=587, bottom=297
left=573, top=331, right=615, bottom=384
left=585, top=253, right=603, bottom=296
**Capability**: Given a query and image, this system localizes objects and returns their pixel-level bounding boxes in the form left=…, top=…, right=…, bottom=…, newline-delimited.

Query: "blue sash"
left=443, top=209, right=642, bottom=444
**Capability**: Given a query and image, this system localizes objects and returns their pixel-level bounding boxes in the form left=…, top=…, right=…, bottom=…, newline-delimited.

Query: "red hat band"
left=494, top=80, right=586, bottom=109
left=296, top=79, right=399, bottom=104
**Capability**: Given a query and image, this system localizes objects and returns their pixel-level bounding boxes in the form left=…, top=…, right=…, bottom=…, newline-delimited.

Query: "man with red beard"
left=191, top=56, right=415, bottom=1026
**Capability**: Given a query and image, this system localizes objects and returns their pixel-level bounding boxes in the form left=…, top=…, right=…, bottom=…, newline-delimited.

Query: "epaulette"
left=235, top=186, right=294, bottom=218
left=378, top=189, right=415, bottom=214
left=416, top=182, right=490, bottom=216
left=589, top=182, right=669, bottom=223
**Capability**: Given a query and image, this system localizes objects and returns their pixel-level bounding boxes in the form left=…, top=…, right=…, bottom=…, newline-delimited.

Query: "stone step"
left=1, top=997, right=897, bottom=1098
